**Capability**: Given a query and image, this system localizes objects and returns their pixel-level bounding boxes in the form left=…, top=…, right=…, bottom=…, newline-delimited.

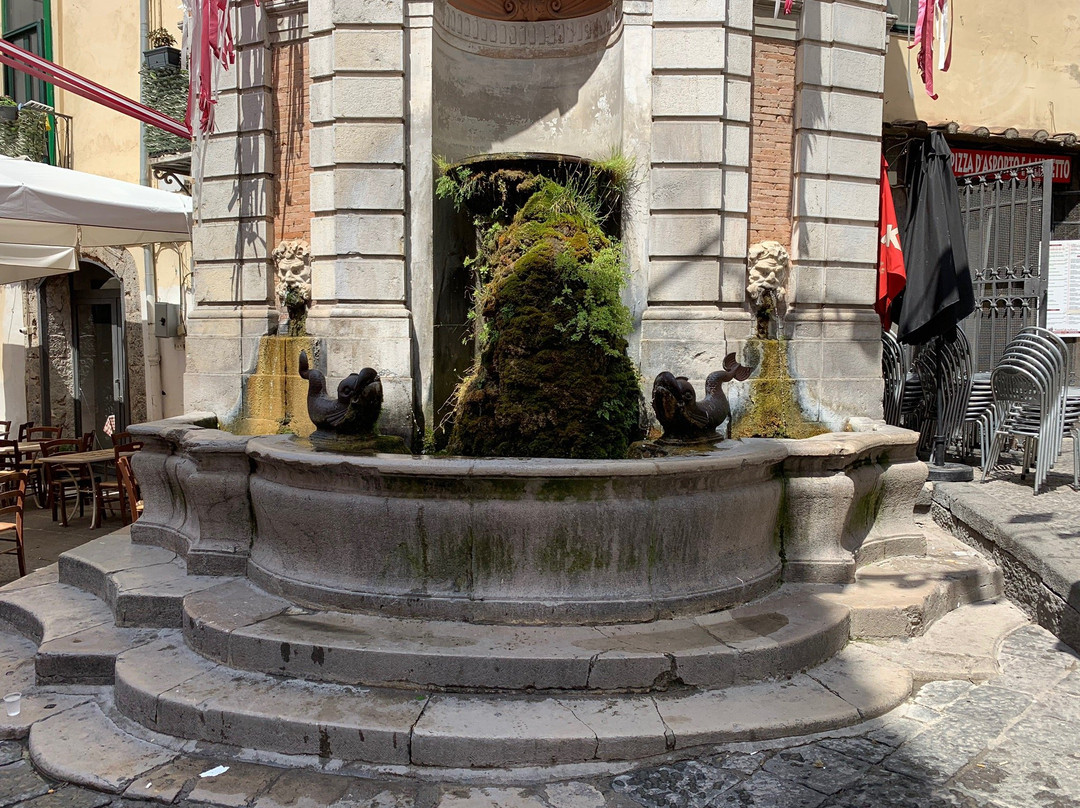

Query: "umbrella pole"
left=931, top=337, right=947, bottom=468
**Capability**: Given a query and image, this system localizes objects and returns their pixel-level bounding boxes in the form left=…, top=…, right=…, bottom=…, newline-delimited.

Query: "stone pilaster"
left=184, top=0, right=278, bottom=424
left=638, top=0, right=753, bottom=399
left=789, top=0, right=888, bottom=426
left=307, top=0, right=415, bottom=441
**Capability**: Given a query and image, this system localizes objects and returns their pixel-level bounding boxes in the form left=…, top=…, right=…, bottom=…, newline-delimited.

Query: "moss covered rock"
left=444, top=168, right=643, bottom=459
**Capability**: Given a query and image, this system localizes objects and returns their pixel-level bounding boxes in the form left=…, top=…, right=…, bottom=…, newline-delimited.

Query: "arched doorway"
left=72, top=260, right=128, bottom=446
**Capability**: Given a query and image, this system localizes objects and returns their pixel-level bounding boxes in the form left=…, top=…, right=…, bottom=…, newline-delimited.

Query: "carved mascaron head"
left=746, top=240, right=791, bottom=314
left=272, top=239, right=311, bottom=289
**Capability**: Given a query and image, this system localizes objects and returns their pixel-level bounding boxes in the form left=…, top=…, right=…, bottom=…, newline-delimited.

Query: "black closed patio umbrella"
left=891, top=131, right=975, bottom=470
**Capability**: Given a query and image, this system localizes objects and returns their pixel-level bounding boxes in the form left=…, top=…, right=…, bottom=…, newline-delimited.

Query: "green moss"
left=537, top=529, right=611, bottom=575
left=440, top=162, right=644, bottom=459
left=732, top=338, right=829, bottom=440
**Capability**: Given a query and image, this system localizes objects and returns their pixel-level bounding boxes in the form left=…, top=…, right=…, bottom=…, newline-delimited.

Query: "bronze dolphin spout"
left=652, top=353, right=753, bottom=441
left=299, top=350, right=383, bottom=436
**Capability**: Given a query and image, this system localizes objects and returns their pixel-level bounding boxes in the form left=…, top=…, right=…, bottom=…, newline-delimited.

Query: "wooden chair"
left=27, top=426, right=62, bottom=442
left=0, top=440, right=19, bottom=473
left=111, top=431, right=133, bottom=447
left=0, top=472, right=27, bottom=577
left=38, top=438, right=89, bottom=526
left=80, top=431, right=96, bottom=452
left=116, top=456, right=143, bottom=525
left=94, top=441, right=143, bottom=525
left=0, top=421, right=10, bottom=440
left=17, top=422, right=34, bottom=441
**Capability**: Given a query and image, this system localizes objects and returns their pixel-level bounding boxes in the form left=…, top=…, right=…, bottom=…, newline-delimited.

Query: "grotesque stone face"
left=746, top=240, right=791, bottom=317
left=272, top=239, right=311, bottom=310
left=273, top=240, right=311, bottom=294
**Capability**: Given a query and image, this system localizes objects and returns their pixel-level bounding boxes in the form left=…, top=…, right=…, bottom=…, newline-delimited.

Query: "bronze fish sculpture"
left=299, top=350, right=382, bottom=436
left=652, top=353, right=753, bottom=441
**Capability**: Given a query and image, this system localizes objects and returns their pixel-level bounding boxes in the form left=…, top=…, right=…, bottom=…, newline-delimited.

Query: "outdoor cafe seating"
left=884, top=326, right=1080, bottom=494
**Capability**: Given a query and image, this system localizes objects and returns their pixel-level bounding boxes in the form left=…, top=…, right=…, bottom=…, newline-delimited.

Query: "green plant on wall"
left=0, top=96, right=49, bottom=163
left=437, top=157, right=644, bottom=459
left=140, top=67, right=190, bottom=157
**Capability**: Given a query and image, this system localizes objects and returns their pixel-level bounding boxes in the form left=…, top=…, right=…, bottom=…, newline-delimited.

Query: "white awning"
left=0, top=155, right=193, bottom=284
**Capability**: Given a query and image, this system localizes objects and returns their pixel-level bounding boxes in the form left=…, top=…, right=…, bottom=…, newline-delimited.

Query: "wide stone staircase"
left=0, top=523, right=1016, bottom=792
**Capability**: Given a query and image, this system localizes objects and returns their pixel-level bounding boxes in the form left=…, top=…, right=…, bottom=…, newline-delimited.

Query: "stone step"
left=858, top=598, right=1030, bottom=684
left=815, top=528, right=1003, bottom=639
left=58, top=529, right=228, bottom=628
left=113, top=632, right=911, bottom=768
left=179, top=529, right=1001, bottom=694
left=182, top=580, right=851, bottom=692
left=0, top=570, right=161, bottom=685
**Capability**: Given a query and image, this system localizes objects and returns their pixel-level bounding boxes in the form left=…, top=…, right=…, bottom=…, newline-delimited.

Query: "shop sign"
left=951, top=148, right=1072, bottom=184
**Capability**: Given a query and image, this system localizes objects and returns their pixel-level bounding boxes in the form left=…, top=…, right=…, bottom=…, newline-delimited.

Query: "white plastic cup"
left=3, top=692, right=20, bottom=717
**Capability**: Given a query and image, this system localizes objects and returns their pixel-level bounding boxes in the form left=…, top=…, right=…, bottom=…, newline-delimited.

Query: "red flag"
left=876, top=156, right=906, bottom=330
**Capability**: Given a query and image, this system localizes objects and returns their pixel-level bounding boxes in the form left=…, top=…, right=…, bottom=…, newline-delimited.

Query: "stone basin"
left=129, top=414, right=926, bottom=626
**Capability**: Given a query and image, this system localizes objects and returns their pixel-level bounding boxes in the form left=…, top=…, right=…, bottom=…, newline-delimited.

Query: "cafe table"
left=37, top=448, right=132, bottom=529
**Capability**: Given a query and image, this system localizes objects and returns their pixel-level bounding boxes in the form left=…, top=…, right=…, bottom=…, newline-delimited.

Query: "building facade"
left=0, top=0, right=192, bottom=443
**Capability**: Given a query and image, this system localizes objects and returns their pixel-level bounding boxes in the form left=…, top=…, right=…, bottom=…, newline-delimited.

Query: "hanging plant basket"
left=144, top=46, right=182, bottom=70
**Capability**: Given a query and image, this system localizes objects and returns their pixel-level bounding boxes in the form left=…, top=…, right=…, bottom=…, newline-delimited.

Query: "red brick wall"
left=749, top=38, right=796, bottom=247
left=271, top=40, right=311, bottom=245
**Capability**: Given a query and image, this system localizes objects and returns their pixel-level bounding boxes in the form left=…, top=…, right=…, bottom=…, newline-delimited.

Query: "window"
left=886, top=0, right=918, bottom=35
left=2, top=0, right=48, bottom=104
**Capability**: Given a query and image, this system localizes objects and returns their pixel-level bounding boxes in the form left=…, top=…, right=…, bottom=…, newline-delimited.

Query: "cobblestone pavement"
left=1, top=623, right=1077, bottom=808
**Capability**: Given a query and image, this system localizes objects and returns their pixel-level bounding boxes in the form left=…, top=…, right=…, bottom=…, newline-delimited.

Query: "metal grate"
left=957, top=161, right=1052, bottom=374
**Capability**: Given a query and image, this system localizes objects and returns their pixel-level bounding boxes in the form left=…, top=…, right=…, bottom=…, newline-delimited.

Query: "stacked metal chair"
left=982, top=327, right=1079, bottom=493
left=903, top=328, right=974, bottom=458
left=881, top=330, right=906, bottom=427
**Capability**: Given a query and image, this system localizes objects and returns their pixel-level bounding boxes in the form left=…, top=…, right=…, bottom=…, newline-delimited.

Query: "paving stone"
left=863, top=715, right=927, bottom=748
left=252, top=768, right=353, bottom=808
left=706, top=771, right=827, bottom=808
left=123, top=756, right=215, bottom=803
left=612, top=760, right=743, bottom=808
left=543, top=782, right=606, bottom=808
left=815, top=736, right=892, bottom=765
left=761, top=744, right=871, bottom=796
left=0, top=739, right=22, bottom=765
left=880, top=719, right=998, bottom=781
left=337, top=780, right=418, bottom=808
left=943, top=685, right=1034, bottom=731
left=435, top=788, right=549, bottom=808
left=0, top=759, right=54, bottom=805
left=16, top=787, right=113, bottom=808
left=913, top=680, right=975, bottom=710
left=185, top=761, right=283, bottom=807
left=822, top=770, right=985, bottom=808
left=708, top=749, right=769, bottom=776
left=952, top=745, right=1080, bottom=808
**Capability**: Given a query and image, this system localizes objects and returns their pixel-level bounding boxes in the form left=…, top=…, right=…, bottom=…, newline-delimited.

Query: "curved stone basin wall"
left=130, top=415, right=925, bottom=624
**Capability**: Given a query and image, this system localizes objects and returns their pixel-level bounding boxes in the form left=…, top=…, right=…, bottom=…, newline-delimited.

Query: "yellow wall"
left=883, top=3, right=1080, bottom=133
left=50, top=0, right=189, bottom=418
left=52, top=0, right=142, bottom=181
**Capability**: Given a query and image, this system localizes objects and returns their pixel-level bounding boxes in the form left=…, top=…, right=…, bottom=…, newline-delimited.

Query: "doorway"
left=72, top=261, right=128, bottom=447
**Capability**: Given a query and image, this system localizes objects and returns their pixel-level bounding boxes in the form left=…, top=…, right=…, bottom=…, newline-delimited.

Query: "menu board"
left=1047, top=240, right=1080, bottom=337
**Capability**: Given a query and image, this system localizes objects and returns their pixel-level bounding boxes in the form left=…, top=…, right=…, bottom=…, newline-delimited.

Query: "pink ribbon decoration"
left=911, top=0, right=953, bottom=99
